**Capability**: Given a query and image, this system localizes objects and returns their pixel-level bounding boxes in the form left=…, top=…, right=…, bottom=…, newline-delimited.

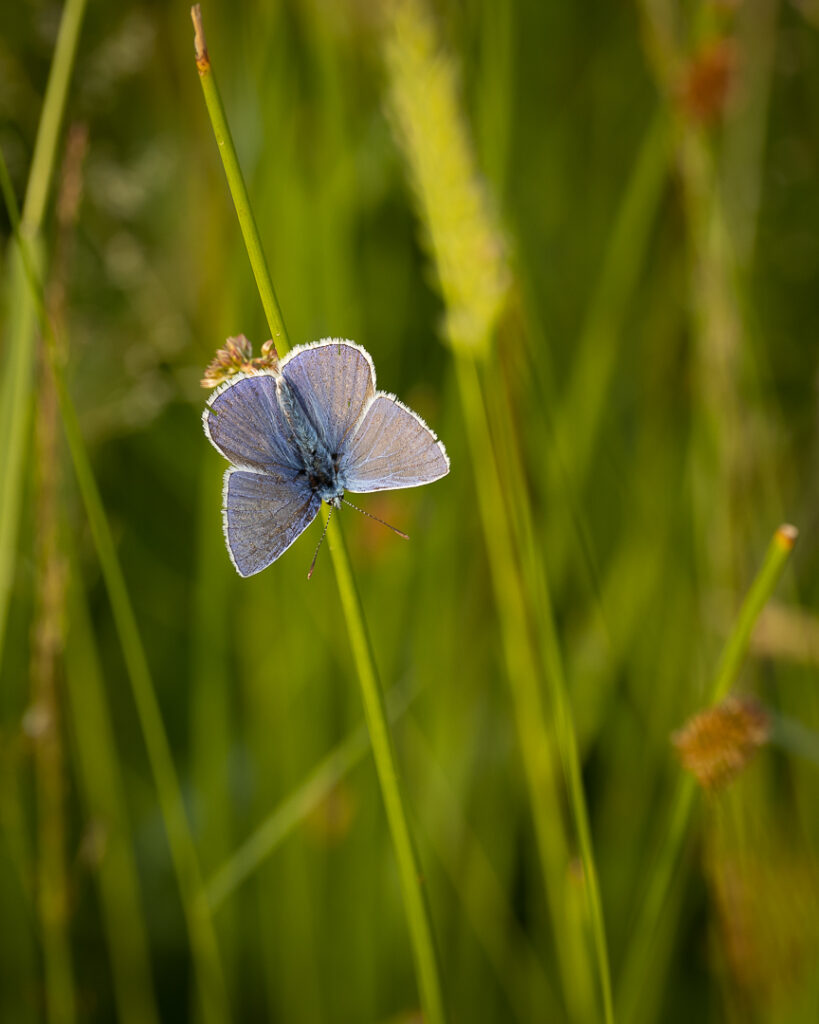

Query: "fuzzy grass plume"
left=383, top=0, right=510, bottom=356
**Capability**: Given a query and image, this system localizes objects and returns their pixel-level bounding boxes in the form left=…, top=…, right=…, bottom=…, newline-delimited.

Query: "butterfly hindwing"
left=222, top=468, right=321, bottom=577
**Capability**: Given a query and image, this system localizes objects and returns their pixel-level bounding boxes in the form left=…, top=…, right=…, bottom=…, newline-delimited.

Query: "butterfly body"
left=203, top=338, right=449, bottom=576
left=276, top=373, right=346, bottom=507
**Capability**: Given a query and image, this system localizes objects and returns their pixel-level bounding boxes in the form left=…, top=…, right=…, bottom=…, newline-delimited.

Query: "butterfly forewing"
left=204, top=374, right=298, bottom=474
left=280, top=341, right=375, bottom=454
left=342, top=394, right=450, bottom=492
left=222, top=469, right=321, bottom=577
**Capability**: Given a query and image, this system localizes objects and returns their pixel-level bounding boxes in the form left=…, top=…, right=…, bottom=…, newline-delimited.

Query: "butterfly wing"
left=222, top=468, right=321, bottom=577
left=341, top=394, right=450, bottom=492
left=279, top=339, right=376, bottom=454
left=203, top=373, right=298, bottom=473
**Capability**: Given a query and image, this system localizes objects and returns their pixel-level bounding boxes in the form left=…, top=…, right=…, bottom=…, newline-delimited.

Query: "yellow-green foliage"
left=1, top=1, right=819, bottom=1023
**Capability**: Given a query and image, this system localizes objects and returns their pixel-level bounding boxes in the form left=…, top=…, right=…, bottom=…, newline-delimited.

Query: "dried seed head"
left=678, top=39, right=737, bottom=124
left=673, top=696, right=770, bottom=790
left=201, top=335, right=279, bottom=387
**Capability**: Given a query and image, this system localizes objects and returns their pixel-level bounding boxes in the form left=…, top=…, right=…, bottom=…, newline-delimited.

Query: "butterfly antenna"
left=307, top=507, right=333, bottom=580
left=341, top=498, right=409, bottom=540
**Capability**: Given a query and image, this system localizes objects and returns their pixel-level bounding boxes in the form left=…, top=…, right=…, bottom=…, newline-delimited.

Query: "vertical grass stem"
left=191, top=6, right=288, bottom=351
left=455, top=355, right=596, bottom=1020
left=190, top=8, right=446, bottom=1020
left=328, top=520, right=446, bottom=1024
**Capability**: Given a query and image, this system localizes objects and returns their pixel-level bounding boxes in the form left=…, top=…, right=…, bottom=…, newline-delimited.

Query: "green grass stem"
left=408, top=718, right=560, bottom=1023
left=205, top=678, right=418, bottom=911
left=191, top=6, right=288, bottom=351
left=0, top=0, right=88, bottom=669
left=455, top=355, right=597, bottom=1021
left=190, top=8, right=446, bottom=1020
left=617, top=523, right=798, bottom=1023
left=380, top=3, right=614, bottom=1011
left=380, top=1, right=610, bottom=1012
left=721, top=0, right=779, bottom=266
left=0, top=148, right=230, bottom=1024
left=554, top=112, right=670, bottom=505
left=0, top=246, right=37, bottom=667
left=32, top=366, right=75, bottom=1024
left=769, top=712, right=819, bottom=768
left=19, top=0, right=87, bottom=231
left=190, top=460, right=237, bottom=995
left=64, top=572, right=160, bottom=1024
left=485, top=361, right=616, bottom=1024
left=326, top=520, right=446, bottom=1024
left=709, top=526, right=798, bottom=703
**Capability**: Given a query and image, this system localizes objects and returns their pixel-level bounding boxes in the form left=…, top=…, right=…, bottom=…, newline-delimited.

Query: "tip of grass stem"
left=191, top=5, right=210, bottom=75
left=775, top=524, right=798, bottom=551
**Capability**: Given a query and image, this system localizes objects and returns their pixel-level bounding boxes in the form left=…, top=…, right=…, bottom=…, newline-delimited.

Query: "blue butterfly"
left=203, top=338, right=450, bottom=576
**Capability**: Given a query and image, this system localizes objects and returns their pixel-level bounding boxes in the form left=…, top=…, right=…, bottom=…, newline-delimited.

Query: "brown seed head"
left=678, top=39, right=737, bottom=124
left=201, top=335, right=279, bottom=388
left=673, top=696, right=770, bottom=790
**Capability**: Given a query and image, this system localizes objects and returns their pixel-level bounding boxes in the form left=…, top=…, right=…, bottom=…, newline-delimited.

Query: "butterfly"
left=202, top=338, right=450, bottom=576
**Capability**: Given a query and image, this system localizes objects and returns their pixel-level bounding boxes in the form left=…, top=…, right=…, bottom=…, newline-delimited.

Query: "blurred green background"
left=2, top=0, right=819, bottom=1021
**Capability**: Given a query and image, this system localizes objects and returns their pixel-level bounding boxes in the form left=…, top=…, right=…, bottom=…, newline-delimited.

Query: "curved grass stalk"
left=190, top=9, right=446, bottom=1021
left=0, top=0, right=88, bottom=670
left=0, top=150, right=229, bottom=1024
left=617, top=524, right=798, bottom=1023
left=64, top=571, right=160, bottom=1024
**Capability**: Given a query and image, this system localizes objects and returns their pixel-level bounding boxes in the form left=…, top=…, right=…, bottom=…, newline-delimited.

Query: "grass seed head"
left=677, top=39, right=737, bottom=124
left=201, top=335, right=279, bottom=387
left=383, top=0, right=510, bottom=357
left=673, top=696, right=770, bottom=790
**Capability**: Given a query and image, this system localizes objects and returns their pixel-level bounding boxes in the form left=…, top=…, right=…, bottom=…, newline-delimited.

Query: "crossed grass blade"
left=0, top=147, right=230, bottom=1024
left=381, top=0, right=614, bottom=1018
